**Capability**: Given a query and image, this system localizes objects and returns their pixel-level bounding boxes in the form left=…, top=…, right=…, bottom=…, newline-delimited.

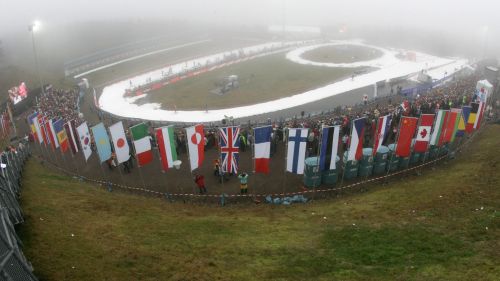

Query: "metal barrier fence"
left=0, top=144, right=38, bottom=281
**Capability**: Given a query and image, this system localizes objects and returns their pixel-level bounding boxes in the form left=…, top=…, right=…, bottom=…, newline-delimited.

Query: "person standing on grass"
left=238, top=172, right=248, bottom=194
left=194, top=174, right=207, bottom=194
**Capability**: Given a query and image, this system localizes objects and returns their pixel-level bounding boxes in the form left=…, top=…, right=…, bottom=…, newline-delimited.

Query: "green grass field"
left=18, top=125, right=500, bottom=281
left=137, top=53, right=364, bottom=110
left=301, top=44, right=383, bottom=64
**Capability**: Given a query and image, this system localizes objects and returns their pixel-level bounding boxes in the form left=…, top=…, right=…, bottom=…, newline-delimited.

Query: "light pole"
left=28, top=21, right=45, bottom=95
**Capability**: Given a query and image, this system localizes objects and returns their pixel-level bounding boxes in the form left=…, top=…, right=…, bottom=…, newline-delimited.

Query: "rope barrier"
left=40, top=151, right=450, bottom=200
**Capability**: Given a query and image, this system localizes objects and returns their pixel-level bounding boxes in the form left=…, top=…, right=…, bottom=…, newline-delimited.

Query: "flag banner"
left=414, top=114, right=435, bottom=153
left=77, top=122, right=92, bottom=161
left=286, top=128, right=308, bottom=174
left=474, top=102, right=485, bottom=130
left=156, top=126, right=177, bottom=171
left=430, top=110, right=447, bottom=146
left=45, top=119, right=58, bottom=150
left=441, top=109, right=460, bottom=144
left=319, top=126, right=340, bottom=171
left=54, top=119, right=69, bottom=153
left=219, top=126, right=240, bottom=174
left=130, top=123, right=153, bottom=166
left=395, top=117, right=418, bottom=157
left=466, top=103, right=479, bottom=133
left=186, top=124, right=205, bottom=171
left=49, top=119, right=60, bottom=148
left=449, top=108, right=462, bottom=143
left=348, top=118, right=365, bottom=161
left=253, top=126, right=272, bottom=174
left=65, top=120, right=79, bottom=154
left=91, top=123, right=112, bottom=163
left=27, top=112, right=39, bottom=142
left=37, top=115, right=48, bottom=145
left=109, top=121, right=130, bottom=164
left=32, top=114, right=43, bottom=143
left=437, top=111, right=451, bottom=146
left=456, top=106, right=471, bottom=137
left=373, top=114, right=392, bottom=155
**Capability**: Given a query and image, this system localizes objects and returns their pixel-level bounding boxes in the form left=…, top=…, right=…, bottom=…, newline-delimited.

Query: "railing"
left=0, top=143, right=38, bottom=280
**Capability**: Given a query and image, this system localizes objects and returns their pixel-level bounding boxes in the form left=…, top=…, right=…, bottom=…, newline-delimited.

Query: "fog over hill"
left=0, top=0, right=498, bottom=72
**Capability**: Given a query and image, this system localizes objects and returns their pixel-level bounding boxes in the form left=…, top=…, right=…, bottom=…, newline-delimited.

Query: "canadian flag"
left=186, top=124, right=205, bottom=171
left=414, top=114, right=435, bottom=153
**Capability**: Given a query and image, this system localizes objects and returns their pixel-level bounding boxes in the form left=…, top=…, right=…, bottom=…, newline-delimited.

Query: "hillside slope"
left=19, top=125, right=500, bottom=281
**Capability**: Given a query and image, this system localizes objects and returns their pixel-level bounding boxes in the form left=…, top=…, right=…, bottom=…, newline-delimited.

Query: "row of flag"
left=27, top=99, right=486, bottom=176
left=285, top=101, right=486, bottom=174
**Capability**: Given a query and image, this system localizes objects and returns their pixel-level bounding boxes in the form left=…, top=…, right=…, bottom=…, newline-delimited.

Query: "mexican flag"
left=156, top=126, right=177, bottom=171
left=130, top=123, right=153, bottom=166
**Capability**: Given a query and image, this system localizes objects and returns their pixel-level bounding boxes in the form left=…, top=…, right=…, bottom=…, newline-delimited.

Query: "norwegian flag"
left=219, top=126, right=240, bottom=174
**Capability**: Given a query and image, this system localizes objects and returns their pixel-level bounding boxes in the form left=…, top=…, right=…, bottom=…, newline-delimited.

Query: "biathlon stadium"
left=1, top=7, right=500, bottom=281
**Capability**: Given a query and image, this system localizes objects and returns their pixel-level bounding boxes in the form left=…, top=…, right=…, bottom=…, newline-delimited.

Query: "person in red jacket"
left=194, top=174, right=207, bottom=194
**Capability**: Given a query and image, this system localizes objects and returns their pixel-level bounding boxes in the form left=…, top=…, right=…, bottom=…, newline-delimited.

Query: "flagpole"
left=108, top=125, right=128, bottom=186
left=385, top=114, right=403, bottom=181
left=282, top=128, right=288, bottom=197
left=339, top=121, right=353, bottom=189
left=185, top=127, right=197, bottom=198
left=129, top=136, right=147, bottom=189
left=251, top=127, right=256, bottom=201
left=313, top=127, right=322, bottom=201
left=154, top=127, right=170, bottom=197
left=418, top=114, right=431, bottom=173
left=217, top=127, right=226, bottom=197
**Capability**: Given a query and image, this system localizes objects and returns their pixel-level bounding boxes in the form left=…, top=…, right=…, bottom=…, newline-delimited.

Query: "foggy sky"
left=1, top=0, right=498, bottom=34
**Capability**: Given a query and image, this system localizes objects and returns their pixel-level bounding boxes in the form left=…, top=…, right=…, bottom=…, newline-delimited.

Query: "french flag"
left=348, top=118, right=365, bottom=161
left=253, top=126, right=272, bottom=174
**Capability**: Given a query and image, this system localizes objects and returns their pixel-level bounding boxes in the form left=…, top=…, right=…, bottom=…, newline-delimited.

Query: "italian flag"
left=130, top=123, right=153, bottom=166
left=156, top=126, right=177, bottom=171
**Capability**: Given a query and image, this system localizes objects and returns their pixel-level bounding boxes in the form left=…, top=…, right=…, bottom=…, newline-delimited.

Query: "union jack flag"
left=219, top=126, right=240, bottom=174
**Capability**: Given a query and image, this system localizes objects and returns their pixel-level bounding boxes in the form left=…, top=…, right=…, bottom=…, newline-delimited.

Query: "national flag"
left=414, top=114, right=435, bottom=153
left=466, top=103, right=479, bottom=133
left=27, top=112, right=39, bottom=142
left=449, top=108, right=462, bottom=143
left=440, top=109, right=460, bottom=144
left=53, top=119, right=69, bottom=153
left=286, top=128, right=308, bottom=174
left=37, top=115, right=48, bottom=145
left=456, top=106, right=471, bottom=137
left=130, top=123, right=153, bottom=166
left=348, top=118, right=365, bottom=161
left=77, top=122, right=92, bottom=161
left=319, top=125, right=340, bottom=171
left=186, top=124, right=205, bottom=171
left=109, top=121, right=130, bottom=164
left=32, top=113, right=43, bottom=143
left=372, top=114, right=392, bottom=155
left=395, top=117, right=418, bottom=157
left=253, top=126, right=272, bottom=174
left=91, top=123, right=112, bottom=163
left=474, top=102, right=485, bottom=130
left=156, top=126, right=177, bottom=171
left=64, top=120, right=79, bottom=154
left=219, top=126, right=240, bottom=174
left=45, top=119, right=58, bottom=150
left=430, top=110, right=447, bottom=146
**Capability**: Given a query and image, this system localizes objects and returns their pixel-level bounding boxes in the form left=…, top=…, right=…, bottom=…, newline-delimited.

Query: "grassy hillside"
left=18, top=125, right=500, bottom=281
